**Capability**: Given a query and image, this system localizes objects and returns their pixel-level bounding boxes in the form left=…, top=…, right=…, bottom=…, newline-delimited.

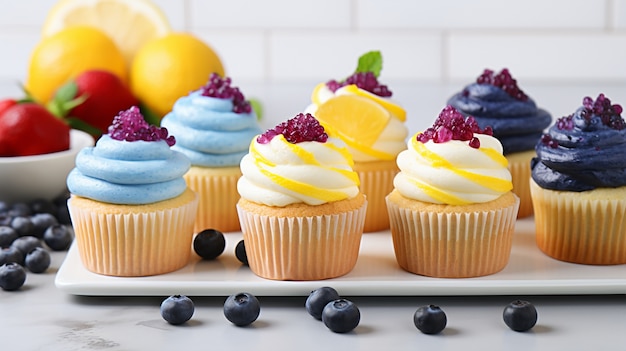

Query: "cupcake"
left=66, top=107, right=198, bottom=277
left=447, top=68, right=551, bottom=218
left=530, top=94, right=626, bottom=265
left=236, top=113, right=367, bottom=280
left=305, top=51, right=408, bottom=232
left=160, top=74, right=262, bottom=233
left=386, top=106, right=520, bottom=278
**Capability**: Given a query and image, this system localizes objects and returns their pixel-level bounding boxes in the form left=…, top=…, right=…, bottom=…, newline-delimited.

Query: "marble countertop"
left=1, top=81, right=625, bottom=350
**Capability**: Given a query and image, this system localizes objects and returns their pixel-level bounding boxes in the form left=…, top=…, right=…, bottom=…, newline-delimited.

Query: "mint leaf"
left=355, top=51, right=383, bottom=77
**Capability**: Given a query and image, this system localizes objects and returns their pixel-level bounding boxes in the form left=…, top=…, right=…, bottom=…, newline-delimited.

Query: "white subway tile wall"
left=1, top=0, right=625, bottom=84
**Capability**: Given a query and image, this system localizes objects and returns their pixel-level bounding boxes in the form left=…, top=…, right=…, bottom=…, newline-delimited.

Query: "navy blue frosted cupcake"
left=447, top=69, right=552, bottom=217
left=530, top=94, right=626, bottom=265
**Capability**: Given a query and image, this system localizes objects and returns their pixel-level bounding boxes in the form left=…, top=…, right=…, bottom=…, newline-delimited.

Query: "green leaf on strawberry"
left=47, top=81, right=87, bottom=119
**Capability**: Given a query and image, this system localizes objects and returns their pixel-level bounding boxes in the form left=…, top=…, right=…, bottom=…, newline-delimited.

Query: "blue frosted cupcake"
left=447, top=68, right=552, bottom=217
left=161, top=74, right=262, bottom=232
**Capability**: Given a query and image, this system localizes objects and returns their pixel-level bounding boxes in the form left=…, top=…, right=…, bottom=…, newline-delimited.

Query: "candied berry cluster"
left=476, top=68, right=528, bottom=101
left=200, top=73, right=252, bottom=114
left=257, top=113, right=328, bottom=144
left=108, top=106, right=175, bottom=146
left=417, top=106, right=493, bottom=149
left=581, top=94, right=625, bottom=130
left=326, top=72, right=392, bottom=97
left=540, top=134, right=559, bottom=149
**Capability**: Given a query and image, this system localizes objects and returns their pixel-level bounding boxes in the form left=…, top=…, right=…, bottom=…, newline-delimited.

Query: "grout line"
left=606, top=0, right=615, bottom=31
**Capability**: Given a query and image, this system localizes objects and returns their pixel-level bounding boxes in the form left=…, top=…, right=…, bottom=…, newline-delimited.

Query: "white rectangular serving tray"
left=54, top=218, right=626, bottom=296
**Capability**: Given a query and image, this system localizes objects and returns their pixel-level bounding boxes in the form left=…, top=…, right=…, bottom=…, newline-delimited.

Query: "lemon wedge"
left=338, top=84, right=406, bottom=121
left=42, top=0, right=171, bottom=67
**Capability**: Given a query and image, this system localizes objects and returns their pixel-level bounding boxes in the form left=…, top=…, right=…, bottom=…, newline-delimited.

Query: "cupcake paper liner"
left=507, top=151, right=534, bottom=219
left=530, top=180, right=626, bottom=265
left=386, top=195, right=519, bottom=278
left=185, top=166, right=242, bottom=233
left=354, top=162, right=398, bottom=232
left=237, top=201, right=367, bottom=281
left=68, top=193, right=198, bottom=277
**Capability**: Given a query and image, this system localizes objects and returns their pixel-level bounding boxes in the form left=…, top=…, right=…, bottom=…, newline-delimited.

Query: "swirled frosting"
left=447, top=69, right=552, bottom=155
left=531, top=94, right=626, bottom=192
left=305, top=83, right=408, bottom=162
left=237, top=114, right=360, bottom=207
left=160, top=90, right=262, bottom=167
left=67, top=135, right=190, bottom=204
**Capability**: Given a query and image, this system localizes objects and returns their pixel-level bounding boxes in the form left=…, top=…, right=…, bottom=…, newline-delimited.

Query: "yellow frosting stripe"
left=408, top=177, right=470, bottom=205
left=480, top=146, right=509, bottom=167
left=282, top=136, right=320, bottom=165
left=257, top=163, right=349, bottom=202
left=411, top=138, right=512, bottom=193
left=324, top=142, right=354, bottom=166
left=342, top=136, right=395, bottom=160
left=249, top=139, right=275, bottom=167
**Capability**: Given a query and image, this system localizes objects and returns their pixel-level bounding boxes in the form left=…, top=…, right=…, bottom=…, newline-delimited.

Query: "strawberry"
left=0, top=103, right=70, bottom=157
left=0, top=99, right=17, bottom=116
left=49, top=70, right=139, bottom=136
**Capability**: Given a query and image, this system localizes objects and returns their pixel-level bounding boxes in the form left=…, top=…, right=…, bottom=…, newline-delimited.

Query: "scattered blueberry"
left=503, top=300, right=538, bottom=332
left=0, top=201, right=9, bottom=213
left=413, top=305, right=447, bottom=335
left=8, top=203, right=31, bottom=217
left=0, top=214, right=12, bottom=226
left=29, top=198, right=56, bottom=216
left=25, top=247, right=51, bottom=273
left=30, top=213, right=58, bottom=238
left=0, top=226, right=18, bottom=248
left=193, top=229, right=226, bottom=260
left=11, top=236, right=42, bottom=256
left=160, top=295, right=195, bottom=325
left=223, top=292, right=261, bottom=326
left=306, top=287, right=341, bottom=320
left=235, top=240, right=248, bottom=265
left=11, top=216, right=35, bottom=237
left=0, top=262, right=26, bottom=291
left=43, top=224, right=73, bottom=251
left=0, top=246, right=24, bottom=266
left=321, top=299, right=360, bottom=333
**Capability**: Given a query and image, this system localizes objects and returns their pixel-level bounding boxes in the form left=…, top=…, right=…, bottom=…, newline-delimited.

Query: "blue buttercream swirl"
left=66, top=135, right=191, bottom=204
left=447, top=83, right=552, bottom=154
left=160, top=90, right=262, bottom=167
left=531, top=106, right=626, bottom=191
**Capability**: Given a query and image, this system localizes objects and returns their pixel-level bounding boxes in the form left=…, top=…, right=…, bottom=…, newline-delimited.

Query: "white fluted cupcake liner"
left=68, top=191, right=198, bottom=277
left=507, top=151, right=534, bottom=218
left=185, top=166, right=241, bottom=233
left=386, top=195, right=519, bottom=278
left=530, top=180, right=626, bottom=265
left=236, top=201, right=367, bottom=281
left=354, top=162, right=398, bottom=232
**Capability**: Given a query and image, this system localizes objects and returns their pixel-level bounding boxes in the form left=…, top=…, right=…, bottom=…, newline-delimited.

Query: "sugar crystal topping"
left=257, top=113, right=328, bottom=144
left=475, top=68, right=528, bottom=101
left=108, top=106, right=175, bottom=146
left=200, top=73, right=252, bottom=114
left=417, top=106, right=493, bottom=149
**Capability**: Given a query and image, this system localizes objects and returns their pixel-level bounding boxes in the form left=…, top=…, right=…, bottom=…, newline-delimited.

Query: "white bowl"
left=0, top=129, right=94, bottom=203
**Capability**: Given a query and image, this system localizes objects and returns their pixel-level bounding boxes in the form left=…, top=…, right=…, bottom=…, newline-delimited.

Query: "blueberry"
left=30, top=213, right=58, bottom=238
left=160, top=295, right=195, bottom=325
left=11, top=216, right=35, bottom=237
left=0, top=247, right=24, bottom=266
left=223, top=292, right=261, bottom=326
left=43, top=224, right=74, bottom=251
left=9, top=203, right=31, bottom=217
left=322, top=299, right=360, bottom=333
left=503, top=300, right=538, bottom=332
left=29, top=198, right=56, bottom=215
left=413, top=305, right=447, bottom=335
left=306, top=287, right=340, bottom=320
left=0, top=263, right=26, bottom=291
left=12, top=236, right=43, bottom=255
left=235, top=240, right=248, bottom=265
left=0, top=226, right=18, bottom=248
left=193, top=229, right=225, bottom=260
left=0, top=201, right=9, bottom=213
left=55, top=204, right=72, bottom=225
left=0, top=214, right=12, bottom=226
left=25, top=247, right=51, bottom=273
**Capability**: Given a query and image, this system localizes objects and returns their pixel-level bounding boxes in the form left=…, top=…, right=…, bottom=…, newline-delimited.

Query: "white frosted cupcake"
left=237, top=113, right=367, bottom=281
left=387, top=106, right=519, bottom=278
left=66, top=107, right=198, bottom=277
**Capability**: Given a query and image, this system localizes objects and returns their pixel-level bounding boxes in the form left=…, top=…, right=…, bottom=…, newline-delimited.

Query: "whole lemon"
left=26, top=26, right=127, bottom=103
left=130, top=32, right=225, bottom=118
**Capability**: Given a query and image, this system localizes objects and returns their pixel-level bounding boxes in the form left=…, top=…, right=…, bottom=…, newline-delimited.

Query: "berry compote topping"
left=475, top=68, right=528, bottom=101
left=257, top=113, right=328, bottom=144
left=326, top=72, right=392, bottom=97
left=108, top=106, right=175, bottom=146
left=200, top=73, right=252, bottom=114
left=580, top=94, right=625, bottom=130
left=417, top=106, right=493, bottom=149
